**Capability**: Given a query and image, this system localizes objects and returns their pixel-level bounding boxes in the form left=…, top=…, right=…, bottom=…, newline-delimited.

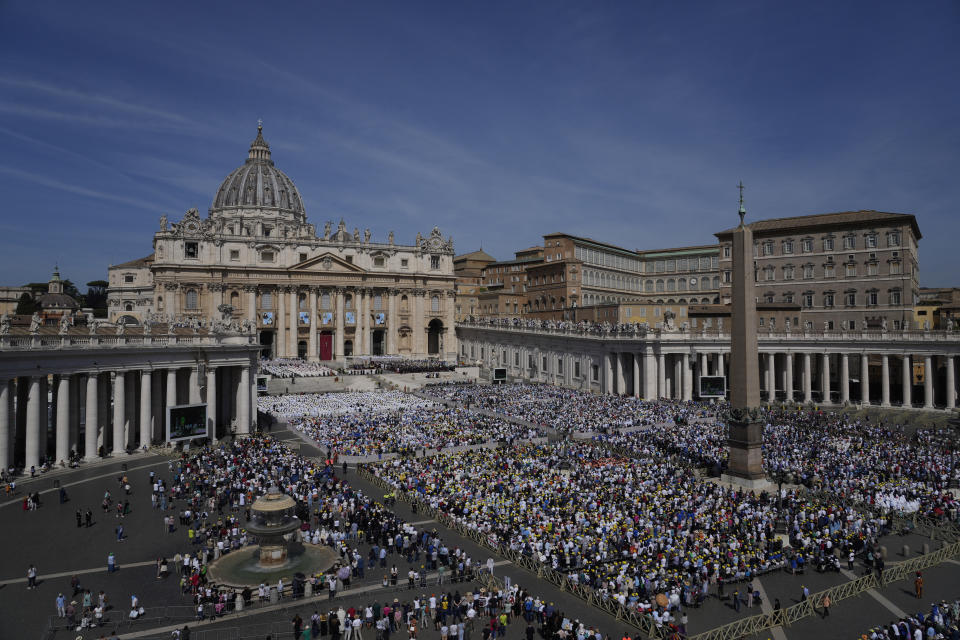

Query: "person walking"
left=27, top=564, right=37, bottom=589
left=821, top=594, right=830, bottom=618
left=56, top=593, right=66, bottom=617
left=914, top=572, right=924, bottom=599
left=76, top=509, right=82, bottom=528
left=107, top=552, right=116, bottom=573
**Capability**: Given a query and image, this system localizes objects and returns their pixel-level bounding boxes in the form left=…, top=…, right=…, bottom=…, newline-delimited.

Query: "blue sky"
left=1, top=1, right=958, bottom=287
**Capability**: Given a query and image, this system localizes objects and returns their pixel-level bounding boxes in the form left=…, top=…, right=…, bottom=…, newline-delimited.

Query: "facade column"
left=902, top=354, right=912, bottom=407
left=924, top=355, right=934, bottom=408
left=860, top=354, right=870, bottom=405
left=881, top=354, right=891, bottom=407
left=25, top=377, right=41, bottom=470
left=840, top=354, right=850, bottom=404
left=387, top=289, right=398, bottom=355
left=246, top=285, right=257, bottom=322
left=821, top=353, right=831, bottom=404
left=802, top=353, right=812, bottom=403
left=632, top=353, right=641, bottom=397
left=56, top=374, right=70, bottom=464
left=445, top=291, right=456, bottom=360
left=682, top=353, right=692, bottom=401
left=39, top=376, right=48, bottom=460
left=237, top=366, right=250, bottom=434
left=288, top=289, right=298, bottom=358
left=673, top=355, right=682, bottom=399
left=359, top=289, right=368, bottom=356
left=657, top=353, right=666, bottom=399
left=946, top=356, right=956, bottom=410
left=414, top=291, right=425, bottom=356
left=139, top=370, right=152, bottom=448
left=151, top=373, right=163, bottom=443
left=206, top=367, right=217, bottom=442
left=308, top=287, right=318, bottom=361
left=785, top=353, right=794, bottom=403
left=0, top=380, right=9, bottom=472
left=766, top=352, right=776, bottom=402
left=84, top=374, right=99, bottom=460
left=277, top=286, right=287, bottom=358
left=250, top=362, right=258, bottom=433
left=166, top=366, right=178, bottom=435
left=716, top=352, right=726, bottom=377
left=189, top=367, right=201, bottom=404
left=334, top=288, right=345, bottom=360
left=69, top=375, right=80, bottom=453
left=112, top=372, right=125, bottom=455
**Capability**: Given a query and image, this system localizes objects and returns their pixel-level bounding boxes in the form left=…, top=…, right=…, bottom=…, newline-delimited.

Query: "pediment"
left=291, top=252, right=366, bottom=273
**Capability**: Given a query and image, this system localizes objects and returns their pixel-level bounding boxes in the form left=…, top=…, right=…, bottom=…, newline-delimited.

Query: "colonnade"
left=0, top=362, right=257, bottom=474
left=458, top=325, right=960, bottom=410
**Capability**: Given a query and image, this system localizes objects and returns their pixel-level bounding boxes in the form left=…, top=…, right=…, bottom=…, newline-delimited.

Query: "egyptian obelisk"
left=723, top=183, right=768, bottom=486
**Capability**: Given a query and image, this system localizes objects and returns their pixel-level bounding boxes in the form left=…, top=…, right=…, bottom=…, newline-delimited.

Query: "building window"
left=430, top=255, right=440, bottom=270
left=373, top=294, right=383, bottom=310
left=824, top=293, right=834, bottom=308
left=824, top=264, right=835, bottom=278
left=591, top=364, right=599, bottom=382
left=868, top=290, right=878, bottom=305
left=845, top=292, right=856, bottom=306
left=401, top=259, right=409, bottom=269
left=802, top=238, right=813, bottom=253
left=261, top=251, right=274, bottom=263
left=784, top=293, right=794, bottom=304
left=345, top=294, right=353, bottom=309
left=890, top=290, right=902, bottom=305
left=723, top=271, right=731, bottom=283
left=847, top=320, right=857, bottom=330
left=782, top=240, right=794, bottom=254
left=723, top=245, right=731, bottom=258
left=184, top=242, right=198, bottom=259
left=764, top=267, right=775, bottom=281
left=783, top=266, right=795, bottom=280
left=888, top=231, right=901, bottom=247
left=345, top=255, right=353, bottom=264
left=321, top=292, right=330, bottom=309
left=759, top=317, right=765, bottom=327
left=656, top=279, right=665, bottom=292
left=890, top=261, right=902, bottom=275
left=185, top=289, right=199, bottom=310
left=263, top=226, right=272, bottom=237
left=764, top=293, right=774, bottom=303
left=299, top=252, right=308, bottom=262
left=803, top=265, right=814, bottom=279
left=843, top=235, right=855, bottom=250
left=431, top=295, right=440, bottom=312
left=374, top=256, right=385, bottom=268
left=762, top=241, right=774, bottom=256
left=124, top=303, right=133, bottom=311
left=803, top=293, right=814, bottom=308
left=230, top=250, right=240, bottom=261
left=845, top=264, right=856, bottom=277
left=262, top=292, right=273, bottom=309
left=867, top=263, right=878, bottom=276
left=865, top=234, right=877, bottom=248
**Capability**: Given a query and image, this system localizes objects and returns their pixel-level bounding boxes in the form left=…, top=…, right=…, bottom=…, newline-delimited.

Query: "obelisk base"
left=723, top=414, right=771, bottom=490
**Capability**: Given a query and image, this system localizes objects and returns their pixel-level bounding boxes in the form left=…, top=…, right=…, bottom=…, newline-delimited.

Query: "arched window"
left=124, top=303, right=133, bottom=312
left=345, top=294, right=353, bottom=309
left=645, top=280, right=654, bottom=292
left=400, top=295, right=409, bottom=312
left=230, top=291, right=239, bottom=308
left=185, top=289, right=199, bottom=310
left=656, top=279, right=665, bottom=292
left=321, top=292, right=331, bottom=309
left=712, top=276, right=720, bottom=288
left=431, top=295, right=440, bottom=313
left=667, top=279, right=676, bottom=292
left=678, top=278, right=687, bottom=291
left=157, top=296, right=164, bottom=311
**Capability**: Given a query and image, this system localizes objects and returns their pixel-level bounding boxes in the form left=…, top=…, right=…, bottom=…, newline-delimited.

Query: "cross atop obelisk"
left=737, top=181, right=746, bottom=226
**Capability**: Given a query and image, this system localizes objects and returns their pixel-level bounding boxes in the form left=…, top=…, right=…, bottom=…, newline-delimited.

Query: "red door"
left=319, top=333, right=333, bottom=361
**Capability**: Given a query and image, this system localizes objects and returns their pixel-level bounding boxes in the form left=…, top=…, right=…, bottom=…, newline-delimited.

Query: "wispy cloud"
left=0, top=166, right=164, bottom=212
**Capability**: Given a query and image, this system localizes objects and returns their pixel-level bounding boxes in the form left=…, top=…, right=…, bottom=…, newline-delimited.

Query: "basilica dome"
left=210, top=125, right=306, bottom=222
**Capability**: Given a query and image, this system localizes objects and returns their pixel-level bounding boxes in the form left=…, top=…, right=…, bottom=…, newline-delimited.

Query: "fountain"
left=206, top=486, right=339, bottom=588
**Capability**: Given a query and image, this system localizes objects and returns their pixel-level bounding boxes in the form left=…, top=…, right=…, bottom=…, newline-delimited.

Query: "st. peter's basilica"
left=107, top=125, right=457, bottom=361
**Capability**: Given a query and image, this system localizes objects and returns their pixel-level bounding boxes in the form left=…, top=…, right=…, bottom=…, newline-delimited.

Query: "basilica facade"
left=108, top=126, right=457, bottom=361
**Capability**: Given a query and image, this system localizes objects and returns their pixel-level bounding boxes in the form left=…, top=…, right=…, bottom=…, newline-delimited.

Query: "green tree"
left=85, top=280, right=110, bottom=311
left=15, top=292, right=37, bottom=315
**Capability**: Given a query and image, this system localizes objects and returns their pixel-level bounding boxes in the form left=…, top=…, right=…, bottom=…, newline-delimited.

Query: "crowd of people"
left=261, top=359, right=336, bottom=378
left=291, top=407, right=543, bottom=458
left=859, top=598, right=960, bottom=639
left=370, top=440, right=897, bottom=621
left=259, top=392, right=440, bottom=419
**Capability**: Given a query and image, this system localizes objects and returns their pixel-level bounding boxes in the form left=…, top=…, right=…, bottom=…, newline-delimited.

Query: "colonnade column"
left=615, top=352, right=625, bottom=395
left=308, top=287, right=318, bottom=361
left=821, top=353, right=831, bottom=404
left=682, top=353, right=692, bottom=401
left=112, top=372, right=125, bottom=454
left=860, top=354, right=870, bottom=405
left=840, top=354, right=850, bottom=404
left=902, top=355, right=912, bottom=407
left=924, top=355, right=934, bottom=408
left=785, top=353, right=794, bottom=403
left=250, top=365, right=258, bottom=433
left=0, top=381, right=9, bottom=471
left=947, top=356, right=956, bottom=410
left=84, top=374, right=99, bottom=461
left=277, top=287, right=287, bottom=359
left=880, top=355, right=891, bottom=407
left=189, top=367, right=201, bottom=404
left=657, top=353, right=666, bottom=399
left=69, top=376, right=80, bottom=453
left=56, top=375, right=70, bottom=463
left=632, top=353, right=641, bottom=397
left=25, top=377, right=40, bottom=470
left=716, top=352, right=725, bottom=377
left=238, top=366, right=250, bottom=434
left=288, top=288, right=298, bottom=358
left=206, top=367, right=217, bottom=442
left=335, top=288, right=345, bottom=360
left=643, top=351, right=656, bottom=399
left=802, top=353, right=812, bottom=403
left=140, top=370, right=152, bottom=449
left=767, top=352, right=776, bottom=402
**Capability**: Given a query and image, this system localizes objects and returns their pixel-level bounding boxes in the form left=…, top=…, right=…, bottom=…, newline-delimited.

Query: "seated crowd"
left=261, top=359, right=335, bottom=378
left=859, top=598, right=960, bottom=639
left=258, top=392, right=440, bottom=419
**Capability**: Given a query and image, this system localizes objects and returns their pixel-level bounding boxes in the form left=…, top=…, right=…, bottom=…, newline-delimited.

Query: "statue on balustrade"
left=0, top=313, right=10, bottom=335
left=29, top=312, right=42, bottom=334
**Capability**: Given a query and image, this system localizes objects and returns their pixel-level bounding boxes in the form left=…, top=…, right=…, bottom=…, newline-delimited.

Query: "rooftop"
left=715, top=210, right=921, bottom=239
